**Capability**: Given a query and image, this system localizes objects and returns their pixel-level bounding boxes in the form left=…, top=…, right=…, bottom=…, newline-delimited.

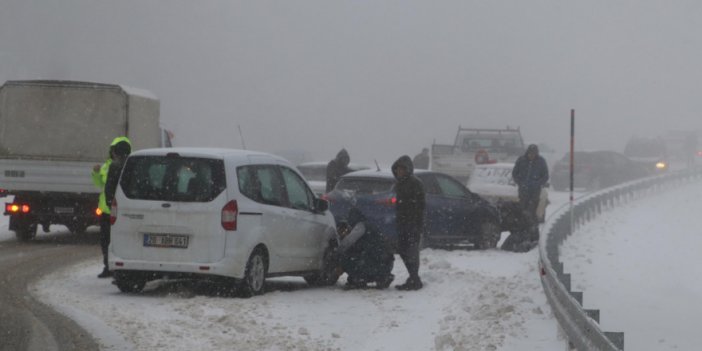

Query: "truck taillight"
left=5, top=203, right=30, bottom=214
left=222, top=200, right=238, bottom=231
left=110, top=199, right=117, bottom=225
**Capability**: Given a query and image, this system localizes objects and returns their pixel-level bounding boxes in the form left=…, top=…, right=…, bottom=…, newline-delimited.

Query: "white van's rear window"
left=120, top=155, right=226, bottom=202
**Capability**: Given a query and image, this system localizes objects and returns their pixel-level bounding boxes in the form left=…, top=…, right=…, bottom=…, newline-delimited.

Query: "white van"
left=109, top=148, right=339, bottom=296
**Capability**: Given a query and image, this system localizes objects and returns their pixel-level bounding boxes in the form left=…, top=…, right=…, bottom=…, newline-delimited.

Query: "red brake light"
left=21, top=205, right=30, bottom=213
left=222, top=200, right=238, bottom=231
left=110, top=199, right=118, bottom=225
left=375, top=196, right=397, bottom=206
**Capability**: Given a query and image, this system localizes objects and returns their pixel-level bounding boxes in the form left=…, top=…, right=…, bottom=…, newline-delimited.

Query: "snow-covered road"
left=6, top=182, right=701, bottom=350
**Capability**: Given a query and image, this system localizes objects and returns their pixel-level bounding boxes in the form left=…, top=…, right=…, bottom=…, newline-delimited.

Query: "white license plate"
left=143, top=234, right=189, bottom=249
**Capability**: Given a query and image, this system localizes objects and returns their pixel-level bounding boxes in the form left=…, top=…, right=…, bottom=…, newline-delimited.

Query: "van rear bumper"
left=108, top=253, right=247, bottom=279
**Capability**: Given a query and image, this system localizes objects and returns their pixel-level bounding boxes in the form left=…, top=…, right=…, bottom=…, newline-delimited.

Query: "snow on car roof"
left=130, top=147, right=288, bottom=163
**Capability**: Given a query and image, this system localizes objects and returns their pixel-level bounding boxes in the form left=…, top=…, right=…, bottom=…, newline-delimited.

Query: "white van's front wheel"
left=239, top=249, right=267, bottom=297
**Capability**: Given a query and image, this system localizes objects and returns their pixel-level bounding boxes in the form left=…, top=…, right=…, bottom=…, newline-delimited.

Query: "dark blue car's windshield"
left=335, top=178, right=394, bottom=195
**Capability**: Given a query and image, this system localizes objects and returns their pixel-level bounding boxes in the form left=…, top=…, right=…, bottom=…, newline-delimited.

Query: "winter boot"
left=395, top=277, right=423, bottom=291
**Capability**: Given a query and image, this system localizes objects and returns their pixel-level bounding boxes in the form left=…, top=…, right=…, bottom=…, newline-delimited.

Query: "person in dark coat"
left=99, top=139, right=131, bottom=278
left=413, top=148, right=430, bottom=170
left=511, top=144, right=549, bottom=223
left=337, top=208, right=395, bottom=289
left=326, top=148, right=352, bottom=192
left=391, top=155, right=425, bottom=291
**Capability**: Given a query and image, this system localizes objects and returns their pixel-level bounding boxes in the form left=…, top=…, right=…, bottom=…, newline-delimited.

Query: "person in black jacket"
left=98, top=139, right=131, bottom=278
left=337, top=208, right=395, bottom=289
left=391, top=155, right=425, bottom=291
left=326, top=149, right=352, bottom=192
left=511, top=144, right=549, bottom=223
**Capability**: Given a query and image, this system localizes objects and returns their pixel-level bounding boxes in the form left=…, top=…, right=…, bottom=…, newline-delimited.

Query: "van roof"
left=130, top=147, right=288, bottom=163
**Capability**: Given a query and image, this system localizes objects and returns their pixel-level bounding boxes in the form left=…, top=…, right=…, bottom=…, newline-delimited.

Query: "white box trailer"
left=0, top=80, right=165, bottom=240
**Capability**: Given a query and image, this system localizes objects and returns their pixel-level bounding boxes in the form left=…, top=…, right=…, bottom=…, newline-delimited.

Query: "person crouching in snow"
left=337, top=208, right=395, bottom=289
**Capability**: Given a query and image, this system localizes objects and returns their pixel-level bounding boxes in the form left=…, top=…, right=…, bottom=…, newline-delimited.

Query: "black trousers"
left=99, top=213, right=111, bottom=271
left=518, top=187, right=541, bottom=222
left=397, top=224, right=422, bottom=281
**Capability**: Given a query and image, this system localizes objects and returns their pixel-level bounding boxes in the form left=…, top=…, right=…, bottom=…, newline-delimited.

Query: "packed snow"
left=30, top=243, right=562, bottom=351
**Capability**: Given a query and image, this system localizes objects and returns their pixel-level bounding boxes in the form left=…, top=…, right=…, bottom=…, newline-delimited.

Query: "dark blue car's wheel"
left=476, top=221, right=500, bottom=249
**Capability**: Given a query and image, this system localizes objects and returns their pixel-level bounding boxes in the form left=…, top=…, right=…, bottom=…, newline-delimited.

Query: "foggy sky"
left=1, top=1, right=701, bottom=166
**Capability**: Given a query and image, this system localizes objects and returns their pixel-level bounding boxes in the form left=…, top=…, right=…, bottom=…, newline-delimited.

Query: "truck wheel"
left=15, top=223, right=37, bottom=242
left=238, top=248, right=268, bottom=298
left=114, top=271, right=146, bottom=293
left=66, top=222, right=88, bottom=235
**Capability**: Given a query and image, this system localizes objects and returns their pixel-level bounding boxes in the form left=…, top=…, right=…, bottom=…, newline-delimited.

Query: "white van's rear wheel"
left=239, top=249, right=267, bottom=297
left=114, top=271, right=146, bottom=293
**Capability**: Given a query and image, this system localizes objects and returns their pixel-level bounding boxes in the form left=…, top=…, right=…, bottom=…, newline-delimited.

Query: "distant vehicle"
left=550, top=151, right=649, bottom=192
left=324, top=169, right=501, bottom=249
left=467, top=163, right=549, bottom=223
left=431, top=127, right=525, bottom=183
left=0, top=80, right=169, bottom=241
left=296, top=162, right=371, bottom=195
left=623, top=137, right=669, bottom=173
left=109, top=148, right=339, bottom=296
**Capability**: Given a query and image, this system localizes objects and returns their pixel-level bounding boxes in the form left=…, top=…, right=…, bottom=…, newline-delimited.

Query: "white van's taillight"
left=221, top=200, right=238, bottom=231
left=110, top=199, right=118, bottom=225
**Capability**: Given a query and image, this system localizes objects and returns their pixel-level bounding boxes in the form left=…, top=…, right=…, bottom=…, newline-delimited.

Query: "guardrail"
left=539, top=167, right=702, bottom=350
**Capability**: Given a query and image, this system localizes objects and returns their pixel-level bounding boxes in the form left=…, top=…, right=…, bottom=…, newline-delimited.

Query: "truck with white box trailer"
left=0, top=80, right=167, bottom=240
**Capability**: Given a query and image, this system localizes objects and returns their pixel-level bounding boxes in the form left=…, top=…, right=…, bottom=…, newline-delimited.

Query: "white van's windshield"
left=120, top=155, right=226, bottom=202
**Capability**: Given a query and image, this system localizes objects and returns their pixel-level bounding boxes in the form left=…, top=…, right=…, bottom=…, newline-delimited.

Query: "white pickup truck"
left=0, top=80, right=169, bottom=240
left=430, top=127, right=525, bottom=183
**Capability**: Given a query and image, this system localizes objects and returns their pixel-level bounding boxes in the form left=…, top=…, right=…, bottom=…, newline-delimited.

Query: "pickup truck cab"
left=431, top=127, right=525, bottom=183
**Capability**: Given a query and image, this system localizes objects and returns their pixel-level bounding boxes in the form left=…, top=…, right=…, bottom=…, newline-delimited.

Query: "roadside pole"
left=570, top=109, right=575, bottom=235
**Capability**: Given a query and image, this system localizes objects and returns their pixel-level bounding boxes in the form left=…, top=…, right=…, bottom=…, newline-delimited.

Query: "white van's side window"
left=237, top=165, right=286, bottom=207
left=280, top=167, right=314, bottom=211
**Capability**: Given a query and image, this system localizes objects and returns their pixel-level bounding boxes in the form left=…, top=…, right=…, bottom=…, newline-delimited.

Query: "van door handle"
left=162, top=203, right=171, bottom=208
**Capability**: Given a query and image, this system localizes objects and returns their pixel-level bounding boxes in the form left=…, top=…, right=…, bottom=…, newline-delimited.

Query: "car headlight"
left=655, top=162, right=667, bottom=170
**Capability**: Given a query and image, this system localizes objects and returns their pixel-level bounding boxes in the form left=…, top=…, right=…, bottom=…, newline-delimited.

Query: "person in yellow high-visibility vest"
left=92, top=136, right=131, bottom=278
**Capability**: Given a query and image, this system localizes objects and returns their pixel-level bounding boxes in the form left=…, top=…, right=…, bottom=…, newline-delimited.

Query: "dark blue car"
left=323, top=170, right=501, bottom=249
